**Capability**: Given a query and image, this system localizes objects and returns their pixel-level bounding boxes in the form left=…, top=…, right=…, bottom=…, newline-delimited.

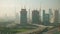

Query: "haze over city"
left=0, top=0, right=60, bottom=34
left=0, top=0, right=60, bottom=17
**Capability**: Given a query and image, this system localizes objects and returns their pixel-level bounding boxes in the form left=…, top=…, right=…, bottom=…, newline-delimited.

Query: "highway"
left=16, top=24, right=54, bottom=34
left=42, top=27, right=60, bottom=34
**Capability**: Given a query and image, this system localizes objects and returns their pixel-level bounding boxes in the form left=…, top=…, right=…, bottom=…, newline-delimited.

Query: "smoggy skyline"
left=0, top=0, right=60, bottom=17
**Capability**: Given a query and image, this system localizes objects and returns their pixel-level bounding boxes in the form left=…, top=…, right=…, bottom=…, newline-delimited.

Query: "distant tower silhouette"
left=28, top=9, right=31, bottom=24
left=44, top=14, right=50, bottom=26
left=49, top=9, right=53, bottom=21
left=43, top=10, right=50, bottom=26
left=20, top=9, right=27, bottom=25
left=59, top=9, right=60, bottom=23
left=39, top=4, right=41, bottom=24
left=16, top=12, right=19, bottom=19
left=43, top=10, right=45, bottom=25
left=15, top=12, right=20, bottom=24
left=49, top=9, right=53, bottom=18
left=54, top=9, right=59, bottom=23
left=32, top=10, right=40, bottom=24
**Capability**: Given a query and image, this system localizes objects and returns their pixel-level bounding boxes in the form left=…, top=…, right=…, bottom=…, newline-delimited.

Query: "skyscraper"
left=20, top=9, right=27, bottom=25
left=15, top=12, right=20, bottom=24
left=32, top=10, right=40, bottom=24
left=43, top=10, right=50, bottom=26
left=54, top=10, right=59, bottom=23
left=43, top=10, right=45, bottom=25
left=45, top=14, right=50, bottom=26
left=16, top=9, right=38, bottom=28
left=49, top=9, right=53, bottom=20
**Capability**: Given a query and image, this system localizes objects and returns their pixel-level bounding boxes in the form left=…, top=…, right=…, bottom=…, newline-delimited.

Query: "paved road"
left=42, top=27, right=60, bottom=34
left=16, top=24, right=52, bottom=34
left=16, top=24, right=54, bottom=34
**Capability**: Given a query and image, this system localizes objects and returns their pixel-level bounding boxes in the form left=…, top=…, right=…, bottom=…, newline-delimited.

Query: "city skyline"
left=0, top=0, right=60, bottom=34
left=0, top=0, right=60, bottom=17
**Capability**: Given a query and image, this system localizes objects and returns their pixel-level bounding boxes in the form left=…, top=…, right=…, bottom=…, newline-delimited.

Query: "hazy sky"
left=0, top=0, right=60, bottom=17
